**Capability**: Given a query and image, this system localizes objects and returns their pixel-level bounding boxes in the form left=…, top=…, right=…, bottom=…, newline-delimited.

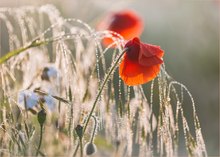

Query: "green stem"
left=83, top=48, right=126, bottom=133
left=73, top=48, right=127, bottom=157
left=36, top=124, right=43, bottom=156
left=90, top=115, right=97, bottom=143
left=73, top=143, right=79, bottom=157
left=79, top=139, right=83, bottom=157
left=0, top=40, right=49, bottom=64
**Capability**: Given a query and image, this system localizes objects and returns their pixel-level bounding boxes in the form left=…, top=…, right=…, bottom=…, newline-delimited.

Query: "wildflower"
left=41, top=66, right=58, bottom=82
left=119, top=37, right=164, bottom=86
left=18, top=89, right=56, bottom=111
left=97, top=10, right=143, bottom=46
left=43, top=95, right=56, bottom=110
left=18, top=90, right=39, bottom=109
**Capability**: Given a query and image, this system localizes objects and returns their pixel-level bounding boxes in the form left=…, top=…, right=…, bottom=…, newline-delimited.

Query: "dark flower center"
left=126, top=46, right=139, bottom=61
left=125, top=38, right=140, bottom=61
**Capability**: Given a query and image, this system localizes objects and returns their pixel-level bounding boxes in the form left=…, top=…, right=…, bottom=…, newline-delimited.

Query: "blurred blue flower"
left=41, top=67, right=58, bottom=81
left=18, top=90, right=39, bottom=109
left=18, top=90, right=56, bottom=111
left=44, top=95, right=56, bottom=111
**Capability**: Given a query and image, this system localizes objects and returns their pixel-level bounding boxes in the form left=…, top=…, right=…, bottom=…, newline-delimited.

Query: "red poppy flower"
left=119, top=37, right=164, bottom=86
left=97, top=10, right=143, bottom=46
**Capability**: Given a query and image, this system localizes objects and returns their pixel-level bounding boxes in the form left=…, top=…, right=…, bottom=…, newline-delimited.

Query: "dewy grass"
left=0, top=4, right=207, bottom=157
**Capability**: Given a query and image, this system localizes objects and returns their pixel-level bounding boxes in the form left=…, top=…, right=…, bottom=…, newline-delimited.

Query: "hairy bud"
left=84, top=142, right=97, bottom=156
left=37, top=109, right=46, bottom=126
left=75, top=125, right=83, bottom=139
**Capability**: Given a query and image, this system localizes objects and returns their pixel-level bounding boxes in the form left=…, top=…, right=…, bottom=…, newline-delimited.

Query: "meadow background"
left=0, top=0, right=219, bottom=156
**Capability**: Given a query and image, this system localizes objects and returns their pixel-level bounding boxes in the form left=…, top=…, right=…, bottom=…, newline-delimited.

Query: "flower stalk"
left=36, top=109, right=46, bottom=156
left=83, top=48, right=127, bottom=134
left=73, top=48, right=127, bottom=156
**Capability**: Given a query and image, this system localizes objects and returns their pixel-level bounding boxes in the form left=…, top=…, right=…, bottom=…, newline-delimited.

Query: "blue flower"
left=18, top=90, right=39, bottom=109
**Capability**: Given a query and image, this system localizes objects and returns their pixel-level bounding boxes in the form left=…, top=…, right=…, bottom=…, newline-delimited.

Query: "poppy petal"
left=125, top=37, right=140, bottom=60
left=139, top=55, right=163, bottom=67
left=102, top=37, right=118, bottom=47
left=141, top=43, right=164, bottom=58
left=97, top=10, right=143, bottom=47
left=118, top=23, right=143, bottom=40
left=125, top=37, right=140, bottom=48
left=107, top=10, right=143, bottom=40
left=119, top=54, right=161, bottom=86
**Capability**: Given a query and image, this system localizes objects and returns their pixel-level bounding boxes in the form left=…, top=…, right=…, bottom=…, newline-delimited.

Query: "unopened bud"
left=84, top=142, right=97, bottom=156
left=75, top=125, right=83, bottom=139
left=37, top=109, right=46, bottom=126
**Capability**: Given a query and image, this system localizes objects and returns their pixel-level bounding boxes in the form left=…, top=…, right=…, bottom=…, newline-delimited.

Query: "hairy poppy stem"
left=79, top=138, right=83, bottom=157
left=83, top=48, right=127, bottom=133
left=73, top=48, right=127, bottom=157
left=90, top=115, right=98, bottom=143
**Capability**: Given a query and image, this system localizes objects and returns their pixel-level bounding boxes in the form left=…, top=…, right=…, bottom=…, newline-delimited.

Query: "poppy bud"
left=84, top=142, right=97, bottom=156
left=75, top=125, right=83, bottom=139
left=37, top=109, right=46, bottom=126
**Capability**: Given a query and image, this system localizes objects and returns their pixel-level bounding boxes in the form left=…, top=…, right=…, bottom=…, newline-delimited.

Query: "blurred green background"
left=0, top=0, right=219, bottom=156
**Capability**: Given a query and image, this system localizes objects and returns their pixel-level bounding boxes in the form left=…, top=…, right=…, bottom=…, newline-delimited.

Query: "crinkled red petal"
left=119, top=54, right=161, bottom=86
left=139, top=55, right=163, bottom=67
left=141, top=43, right=164, bottom=58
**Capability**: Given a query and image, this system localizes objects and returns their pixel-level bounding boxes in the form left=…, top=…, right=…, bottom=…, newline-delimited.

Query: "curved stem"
left=73, top=48, right=127, bottom=157
left=90, top=115, right=98, bottom=143
left=36, top=124, right=43, bottom=156
left=83, top=48, right=127, bottom=134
